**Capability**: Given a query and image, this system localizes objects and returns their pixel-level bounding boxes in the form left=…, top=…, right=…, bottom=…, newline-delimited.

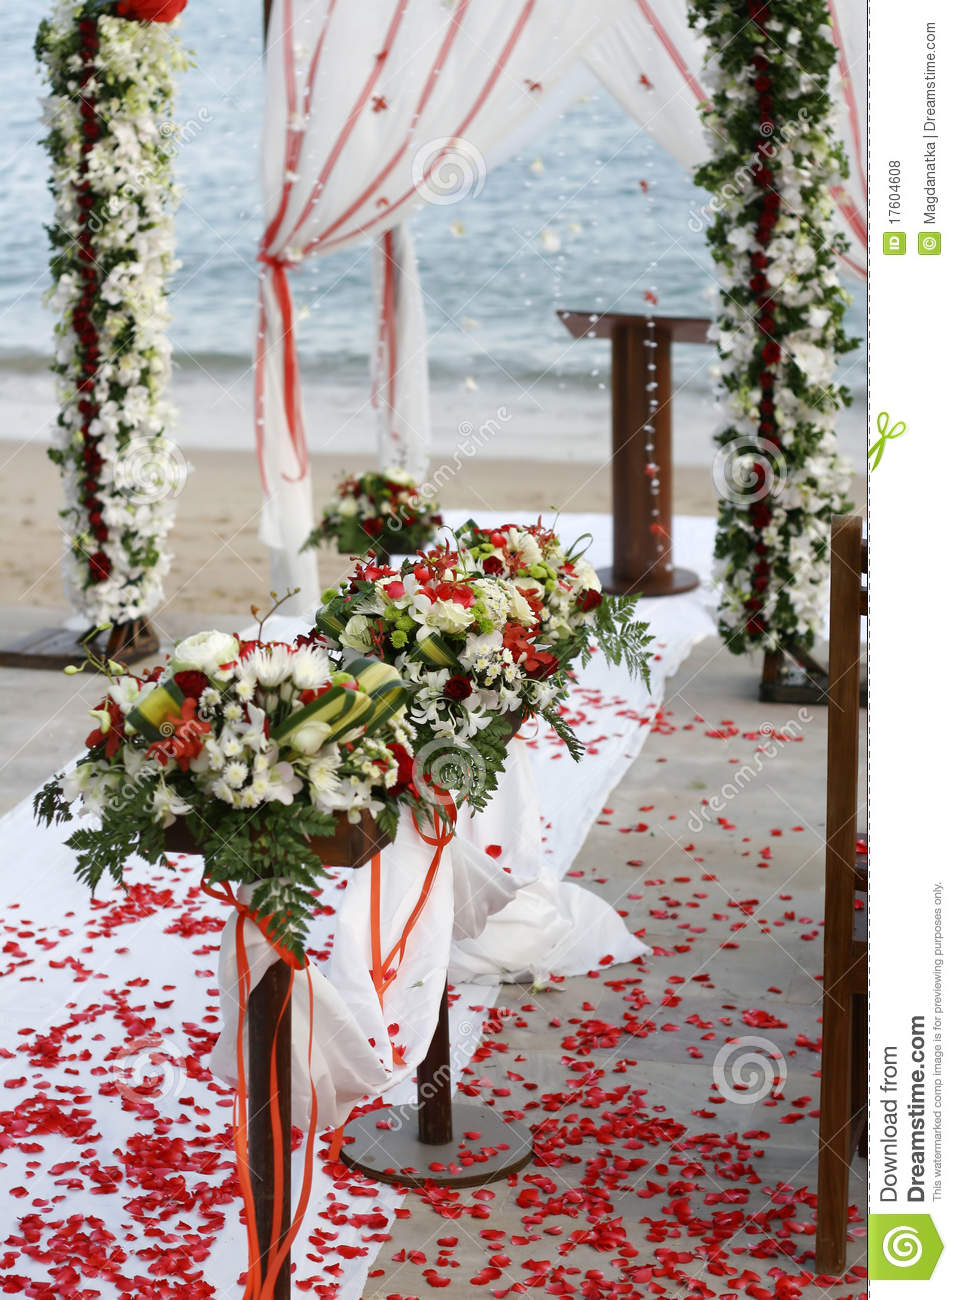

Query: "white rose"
left=284, top=717, right=332, bottom=756
left=338, top=496, right=359, bottom=517
left=341, top=614, right=373, bottom=651
left=419, top=597, right=475, bottom=636
left=508, top=588, right=536, bottom=626
left=171, top=630, right=240, bottom=676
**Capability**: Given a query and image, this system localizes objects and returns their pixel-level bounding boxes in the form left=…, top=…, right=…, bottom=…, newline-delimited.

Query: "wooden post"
left=247, top=962, right=293, bottom=1300
left=558, top=310, right=707, bottom=597
left=416, top=979, right=453, bottom=1145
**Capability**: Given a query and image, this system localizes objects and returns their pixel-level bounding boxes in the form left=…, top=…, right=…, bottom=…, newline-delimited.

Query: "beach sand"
left=0, top=439, right=864, bottom=616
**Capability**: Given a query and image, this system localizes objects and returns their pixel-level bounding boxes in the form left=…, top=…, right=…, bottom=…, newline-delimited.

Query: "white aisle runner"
left=0, top=515, right=716, bottom=1298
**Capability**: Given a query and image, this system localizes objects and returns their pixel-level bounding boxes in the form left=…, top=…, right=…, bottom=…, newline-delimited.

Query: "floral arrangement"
left=689, top=0, right=856, bottom=655
left=314, top=530, right=651, bottom=808
left=454, top=518, right=652, bottom=674
left=35, top=1, right=188, bottom=626
left=303, top=467, right=442, bottom=561
left=34, top=616, right=415, bottom=956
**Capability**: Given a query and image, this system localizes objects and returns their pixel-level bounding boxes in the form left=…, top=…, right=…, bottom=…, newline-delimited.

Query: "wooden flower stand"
left=0, top=617, right=159, bottom=671
left=165, top=809, right=391, bottom=1300
left=340, top=978, right=534, bottom=1188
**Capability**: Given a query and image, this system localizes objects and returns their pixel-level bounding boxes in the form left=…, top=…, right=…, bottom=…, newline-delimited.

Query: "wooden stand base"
left=760, top=647, right=868, bottom=707
left=341, top=1101, right=533, bottom=1189
left=598, top=564, right=699, bottom=599
left=0, top=617, right=159, bottom=670
left=341, top=978, right=533, bottom=1188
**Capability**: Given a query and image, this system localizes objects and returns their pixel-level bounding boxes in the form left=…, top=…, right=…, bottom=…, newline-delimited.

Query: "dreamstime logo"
left=412, top=137, right=486, bottom=205
left=115, top=435, right=188, bottom=505
left=712, top=1036, right=786, bottom=1103
left=413, top=737, right=487, bottom=807
left=881, top=1225, right=923, bottom=1268
left=712, top=437, right=787, bottom=507
left=109, top=1034, right=188, bottom=1106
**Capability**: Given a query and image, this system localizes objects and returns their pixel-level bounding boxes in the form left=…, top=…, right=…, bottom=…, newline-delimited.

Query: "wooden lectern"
left=558, top=311, right=711, bottom=597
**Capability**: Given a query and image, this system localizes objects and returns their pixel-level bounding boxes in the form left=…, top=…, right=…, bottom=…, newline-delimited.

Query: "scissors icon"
left=868, top=411, right=906, bottom=469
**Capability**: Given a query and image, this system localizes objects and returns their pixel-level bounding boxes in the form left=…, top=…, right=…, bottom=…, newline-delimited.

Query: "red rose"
left=761, top=341, right=781, bottom=365
left=116, top=0, right=188, bottom=21
left=88, top=551, right=112, bottom=582
left=525, top=650, right=560, bottom=680
left=483, top=555, right=505, bottom=575
left=754, top=75, right=772, bottom=93
left=386, top=743, right=415, bottom=794
left=750, top=502, right=772, bottom=529
left=173, top=670, right=210, bottom=699
left=361, top=517, right=383, bottom=537
left=443, top=675, right=473, bottom=701
left=759, top=371, right=775, bottom=390
left=576, top=588, right=602, bottom=613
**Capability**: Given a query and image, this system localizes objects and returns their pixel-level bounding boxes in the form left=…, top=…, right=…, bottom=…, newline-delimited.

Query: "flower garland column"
left=35, top=1, right=187, bottom=636
left=689, top=0, right=857, bottom=661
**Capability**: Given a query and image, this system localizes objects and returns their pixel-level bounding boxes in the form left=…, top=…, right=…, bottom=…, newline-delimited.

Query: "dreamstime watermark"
left=109, top=1033, right=189, bottom=1107
left=712, top=436, right=788, bottom=507
left=380, top=407, right=512, bottom=540
left=686, top=107, right=811, bottom=233
left=413, top=737, right=488, bottom=808
left=712, top=1035, right=786, bottom=1103
left=114, top=434, right=189, bottom=505
left=373, top=1020, right=477, bottom=1134
left=411, top=136, right=486, bottom=205
left=83, top=109, right=213, bottom=237
left=687, top=711, right=809, bottom=832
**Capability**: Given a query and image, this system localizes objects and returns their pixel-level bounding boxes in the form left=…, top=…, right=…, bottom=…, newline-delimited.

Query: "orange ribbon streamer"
left=203, top=880, right=319, bottom=1300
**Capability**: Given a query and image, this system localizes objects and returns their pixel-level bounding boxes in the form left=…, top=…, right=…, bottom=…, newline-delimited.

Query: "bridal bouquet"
left=303, top=467, right=442, bottom=561
left=34, top=625, right=416, bottom=954
left=454, top=518, right=653, bottom=675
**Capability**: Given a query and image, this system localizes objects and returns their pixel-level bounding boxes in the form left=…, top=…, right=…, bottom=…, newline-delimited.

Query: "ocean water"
left=0, top=5, right=865, bottom=465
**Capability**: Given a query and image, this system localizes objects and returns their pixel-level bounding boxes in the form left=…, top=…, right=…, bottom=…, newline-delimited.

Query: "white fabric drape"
left=584, top=0, right=710, bottom=171
left=212, top=740, right=649, bottom=1127
left=257, top=0, right=629, bottom=609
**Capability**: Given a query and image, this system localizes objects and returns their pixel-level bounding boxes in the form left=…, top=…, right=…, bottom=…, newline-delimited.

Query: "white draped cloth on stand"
left=256, top=0, right=629, bottom=610
left=210, top=738, right=648, bottom=1128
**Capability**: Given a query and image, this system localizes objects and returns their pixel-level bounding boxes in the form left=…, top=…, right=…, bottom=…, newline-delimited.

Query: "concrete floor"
left=366, top=638, right=867, bottom=1297
left=0, top=614, right=867, bottom=1295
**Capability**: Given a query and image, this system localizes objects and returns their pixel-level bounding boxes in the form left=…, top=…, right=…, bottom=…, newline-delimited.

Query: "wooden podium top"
left=557, top=310, right=712, bottom=344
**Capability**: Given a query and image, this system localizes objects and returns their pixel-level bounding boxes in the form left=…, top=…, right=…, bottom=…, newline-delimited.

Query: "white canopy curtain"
left=257, top=0, right=630, bottom=610
left=585, top=0, right=867, bottom=275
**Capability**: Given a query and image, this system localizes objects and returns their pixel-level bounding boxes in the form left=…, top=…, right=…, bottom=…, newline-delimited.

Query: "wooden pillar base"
left=759, top=646, right=867, bottom=707
left=0, top=617, right=159, bottom=670
left=341, top=1101, right=533, bottom=1189
left=598, top=564, right=699, bottom=599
